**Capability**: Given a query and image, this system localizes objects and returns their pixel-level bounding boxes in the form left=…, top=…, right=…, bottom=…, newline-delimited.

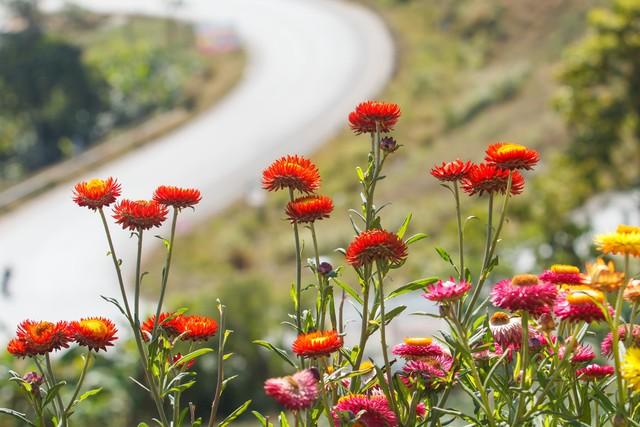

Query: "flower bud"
left=380, top=136, right=398, bottom=153
left=318, top=262, right=333, bottom=275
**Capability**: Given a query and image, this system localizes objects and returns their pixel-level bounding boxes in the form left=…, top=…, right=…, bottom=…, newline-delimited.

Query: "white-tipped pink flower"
left=264, top=368, right=320, bottom=411
left=424, top=278, right=471, bottom=303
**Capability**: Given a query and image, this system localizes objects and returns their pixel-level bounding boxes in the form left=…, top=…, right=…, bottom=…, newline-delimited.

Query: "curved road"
left=0, top=0, right=394, bottom=334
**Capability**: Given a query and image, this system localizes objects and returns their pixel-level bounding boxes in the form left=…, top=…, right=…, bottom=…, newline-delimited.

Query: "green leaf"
left=397, top=213, right=412, bottom=239
left=435, top=247, right=452, bottom=263
left=219, top=400, right=251, bottom=427
left=253, top=340, right=296, bottom=368
left=279, top=412, right=291, bottom=427
left=43, top=381, right=66, bottom=407
left=356, top=166, right=365, bottom=182
left=169, top=348, right=213, bottom=371
left=405, top=233, right=428, bottom=245
left=77, top=387, right=102, bottom=403
left=332, top=278, right=363, bottom=304
left=0, top=408, right=35, bottom=426
left=252, top=411, right=270, bottom=427
left=386, top=277, right=438, bottom=300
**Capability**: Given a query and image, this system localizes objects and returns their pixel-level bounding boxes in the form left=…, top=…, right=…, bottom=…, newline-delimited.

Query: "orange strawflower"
left=484, top=142, right=539, bottom=170
left=285, top=195, right=334, bottom=223
left=112, top=199, right=168, bottom=231
left=141, top=312, right=183, bottom=340
left=430, top=160, right=473, bottom=182
left=177, top=315, right=218, bottom=341
left=292, top=330, right=343, bottom=357
left=348, top=101, right=401, bottom=134
left=461, top=163, right=525, bottom=196
left=262, top=155, right=321, bottom=194
left=583, top=258, right=625, bottom=292
left=7, top=338, right=29, bottom=358
left=71, top=317, right=118, bottom=352
left=345, top=229, right=408, bottom=268
left=73, top=177, right=121, bottom=210
left=15, top=320, right=72, bottom=356
left=153, top=185, right=201, bottom=209
left=594, top=225, right=640, bottom=258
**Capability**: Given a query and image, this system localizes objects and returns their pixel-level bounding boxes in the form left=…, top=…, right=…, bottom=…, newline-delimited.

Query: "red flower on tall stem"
left=153, top=186, right=201, bottom=209
left=176, top=315, right=218, bottom=341
left=15, top=320, right=72, bottom=356
left=484, top=142, right=539, bottom=170
left=7, top=338, right=29, bottom=358
left=345, top=229, right=408, bottom=268
left=262, top=155, right=321, bottom=194
left=141, top=312, right=183, bottom=339
left=285, top=195, right=334, bottom=223
left=73, top=177, right=121, bottom=210
left=71, top=317, right=118, bottom=352
left=430, top=160, right=473, bottom=182
left=461, top=163, right=524, bottom=196
left=348, top=101, right=401, bottom=134
left=112, top=199, right=168, bottom=231
left=292, top=330, right=343, bottom=357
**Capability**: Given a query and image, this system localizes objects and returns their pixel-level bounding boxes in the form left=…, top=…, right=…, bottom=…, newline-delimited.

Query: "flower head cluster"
left=594, top=225, right=640, bottom=258
left=141, top=313, right=217, bottom=342
left=73, top=177, right=121, bottom=210
left=491, top=274, right=558, bottom=314
left=262, top=155, right=321, bottom=194
left=462, top=164, right=525, bottom=197
left=292, top=330, right=343, bottom=358
left=424, top=278, right=471, bottom=303
left=484, top=142, right=539, bottom=170
left=153, top=185, right=201, bottom=209
left=112, top=199, right=168, bottom=231
left=554, top=289, right=610, bottom=323
left=430, top=160, right=473, bottom=182
left=348, top=101, right=401, bottom=134
left=264, top=368, right=320, bottom=410
left=345, top=229, right=408, bottom=268
left=285, top=195, right=334, bottom=224
left=71, top=317, right=118, bottom=352
left=332, top=394, right=398, bottom=427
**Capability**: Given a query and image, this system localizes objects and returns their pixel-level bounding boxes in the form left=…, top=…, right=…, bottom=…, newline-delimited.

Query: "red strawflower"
left=153, top=185, right=201, bottom=209
left=490, top=274, right=558, bottom=314
left=262, top=155, right=320, bottom=194
left=264, top=368, right=320, bottom=411
left=539, top=264, right=583, bottom=286
left=601, top=325, right=640, bottom=357
left=112, top=199, right=168, bottom=231
left=71, top=317, right=118, bottom=352
left=73, top=177, right=121, bottom=210
left=285, top=195, right=334, bottom=223
left=430, top=160, right=473, bottom=182
left=348, top=101, right=401, bottom=134
left=484, top=142, right=539, bottom=170
left=333, top=394, right=398, bottom=427
left=7, top=338, right=29, bottom=358
left=345, top=229, right=408, bottom=268
left=176, top=315, right=218, bottom=341
left=141, top=313, right=183, bottom=340
left=15, top=320, right=72, bottom=355
left=424, top=278, right=471, bottom=303
left=576, top=364, right=614, bottom=381
left=292, top=330, right=343, bottom=358
left=392, top=337, right=444, bottom=361
left=461, top=163, right=525, bottom=196
left=554, top=289, right=611, bottom=323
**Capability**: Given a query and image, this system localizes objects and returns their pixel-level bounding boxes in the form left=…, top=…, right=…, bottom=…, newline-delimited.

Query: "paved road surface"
left=0, top=0, right=396, bottom=336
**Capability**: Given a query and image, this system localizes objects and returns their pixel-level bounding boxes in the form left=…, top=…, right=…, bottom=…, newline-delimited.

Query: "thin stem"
left=350, top=267, right=371, bottom=391
left=310, top=223, right=325, bottom=330
left=34, top=358, right=61, bottom=420
left=64, top=351, right=92, bottom=416
left=207, top=304, right=226, bottom=427
left=628, top=302, right=639, bottom=347
left=45, top=353, right=66, bottom=427
left=98, top=208, right=134, bottom=324
left=289, top=188, right=303, bottom=336
left=453, top=181, right=465, bottom=282
left=134, top=231, right=144, bottom=330
left=152, top=208, right=179, bottom=339
left=611, top=253, right=630, bottom=414
left=515, top=312, right=530, bottom=421
left=376, top=264, right=398, bottom=418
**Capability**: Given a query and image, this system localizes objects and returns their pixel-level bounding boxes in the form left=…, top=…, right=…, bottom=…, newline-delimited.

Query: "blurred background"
left=0, top=0, right=639, bottom=424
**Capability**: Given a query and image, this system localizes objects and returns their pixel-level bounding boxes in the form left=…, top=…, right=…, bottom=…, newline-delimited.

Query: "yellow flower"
left=622, top=347, right=640, bottom=394
left=594, top=225, right=640, bottom=258
left=583, top=258, right=625, bottom=292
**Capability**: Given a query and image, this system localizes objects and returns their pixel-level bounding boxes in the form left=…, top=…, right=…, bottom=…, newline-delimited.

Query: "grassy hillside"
left=148, top=0, right=601, bottom=306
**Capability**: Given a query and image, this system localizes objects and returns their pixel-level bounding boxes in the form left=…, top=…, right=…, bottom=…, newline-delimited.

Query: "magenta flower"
left=491, top=274, right=558, bottom=314
left=554, top=289, right=611, bottom=323
left=332, top=394, right=398, bottom=427
left=424, top=278, right=471, bottom=303
left=400, top=354, right=453, bottom=390
left=264, top=368, right=320, bottom=411
left=558, top=340, right=596, bottom=364
left=392, top=337, right=444, bottom=361
left=601, top=325, right=640, bottom=357
left=576, top=364, right=615, bottom=381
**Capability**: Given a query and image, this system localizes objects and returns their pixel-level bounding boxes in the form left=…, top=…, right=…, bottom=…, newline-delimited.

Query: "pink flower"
left=558, top=340, right=596, bottom=364
left=400, top=354, right=453, bottom=390
left=554, top=289, right=611, bottom=323
left=491, top=274, right=558, bottom=314
left=424, top=278, right=471, bottom=303
left=489, top=312, right=522, bottom=348
left=601, top=325, right=640, bottom=357
left=538, top=264, right=583, bottom=286
left=333, top=394, right=398, bottom=427
left=392, top=337, right=444, bottom=361
left=264, top=369, right=320, bottom=411
left=576, top=364, right=614, bottom=381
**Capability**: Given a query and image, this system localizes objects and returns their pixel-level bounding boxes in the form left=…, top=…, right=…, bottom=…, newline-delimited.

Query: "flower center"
left=86, top=178, right=106, bottom=192
left=551, top=264, right=580, bottom=274
left=310, top=336, right=329, bottom=346
left=511, top=274, right=539, bottom=286
left=404, top=337, right=432, bottom=346
left=490, top=312, right=510, bottom=325
left=496, top=143, right=526, bottom=155
left=33, top=322, right=53, bottom=337
left=80, top=319, right=108, bottom=335
left=358, top=361, right=374, bottom=372
left=567, top=289, right=605, bottom=305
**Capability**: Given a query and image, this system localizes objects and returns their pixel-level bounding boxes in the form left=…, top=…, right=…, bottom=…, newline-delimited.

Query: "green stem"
left=611, top=253, right=630, bottom=414
left=289, top=189, right=303, bottom=336
left=207, top=303, right=226, bottom=427
left=628, top=302, right=639, bottom=347
left=63, top=351, right=92, bottom=416
left=453, top=181, right=465, bottom=282
left=515, top=312, right=530, bottom=421
left=152, top=208, right=179, bottom=339
left=350, top=267, right=371, bottom=391
left=134, top=231, right=144, bottom=331
left=45, top=354, right=66, bottom=427
left=310, top=223, right=326, bottom=330
left=376, top=264, right=398, bottom=418
left=34, top=358, right=61, bottom=421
